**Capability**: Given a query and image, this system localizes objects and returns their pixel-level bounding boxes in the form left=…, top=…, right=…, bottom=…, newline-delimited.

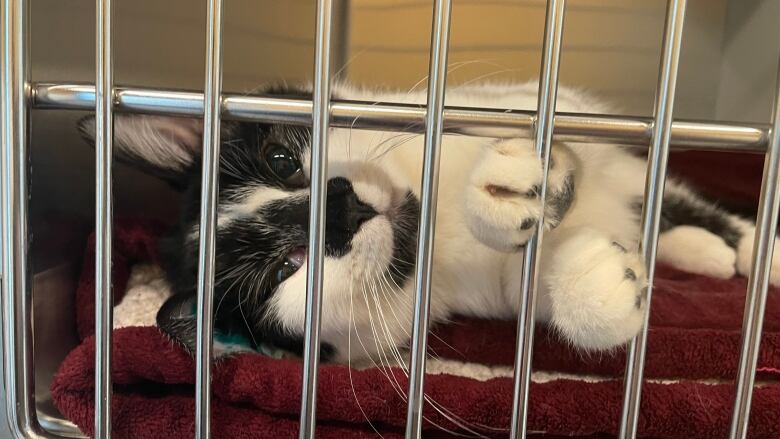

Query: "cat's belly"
left=391, top=134, right=516, bottom=318
left=430, top=210, right=515, bottom=319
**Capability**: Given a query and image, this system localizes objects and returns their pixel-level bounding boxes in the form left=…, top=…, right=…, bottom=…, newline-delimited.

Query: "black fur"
left=77, top=83, right=423, bottom=359
left=546, top=174, right=575, bottom=227
left=633, top=181, right=743, bottom=248
left=146, top=119, right=420, bottom=359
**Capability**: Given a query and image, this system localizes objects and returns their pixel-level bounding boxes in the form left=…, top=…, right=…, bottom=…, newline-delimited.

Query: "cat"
left=78, top=81, right=777, bottom=364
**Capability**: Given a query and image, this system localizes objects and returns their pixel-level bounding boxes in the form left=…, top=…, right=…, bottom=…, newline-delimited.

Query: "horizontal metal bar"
left=32, top=82, right=768, bottom=152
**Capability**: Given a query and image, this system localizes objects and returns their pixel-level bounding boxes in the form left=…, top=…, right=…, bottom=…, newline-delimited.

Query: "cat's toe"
left=464, top=139, right=543, bottom=252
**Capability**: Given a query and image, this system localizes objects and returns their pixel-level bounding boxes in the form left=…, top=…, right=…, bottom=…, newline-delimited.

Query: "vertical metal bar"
left=94, top=0, right=114, bottom=436
left=404, top=1, right=452, bottom=437
left=1, top=0, right=41, bottom=436
left=195, top=0, right=224, bottom=436
left=298, top=1, right=334, bottom=437
left=508, top=0, right=566, bottom=437
left=619, top=1, right=687, bottom=437
left=729, top=58, right=780, bottom=439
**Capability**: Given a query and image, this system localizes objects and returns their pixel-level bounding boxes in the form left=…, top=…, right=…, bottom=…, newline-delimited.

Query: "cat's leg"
left=464, top=139, right=575, bottom=252
left=537, top=227, right=647, bottom=350
left=657, top=226, right=737, bottom=278
left=655, top=180, right=780, bottom=285
left=466, top=139, right=646, bottom=348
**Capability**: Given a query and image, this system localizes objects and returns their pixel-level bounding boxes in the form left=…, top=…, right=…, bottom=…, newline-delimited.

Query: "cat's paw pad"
left=464, top=139, right=543, bottom=252
left=547, top=229, right=647, bottom=350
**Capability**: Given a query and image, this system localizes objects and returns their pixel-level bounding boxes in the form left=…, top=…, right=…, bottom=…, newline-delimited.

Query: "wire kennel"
left=2, top=0, right=779, bottom=438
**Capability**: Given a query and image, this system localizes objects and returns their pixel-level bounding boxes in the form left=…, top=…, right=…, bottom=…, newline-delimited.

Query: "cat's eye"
left=273, top=247, right=305, bottom=286
left=262, top=142, right=306, bottom=187
left=274, top=260, right=299, bottom=284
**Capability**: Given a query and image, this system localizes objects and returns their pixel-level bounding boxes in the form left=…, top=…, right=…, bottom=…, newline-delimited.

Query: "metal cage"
left=2, top=0, right=779, bottom=438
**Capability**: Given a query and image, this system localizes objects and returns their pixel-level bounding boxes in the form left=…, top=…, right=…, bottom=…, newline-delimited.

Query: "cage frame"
left=3, top=0, right=780, bottom=438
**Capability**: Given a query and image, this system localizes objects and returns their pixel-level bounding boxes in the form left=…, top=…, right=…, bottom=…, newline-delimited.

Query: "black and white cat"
left=79, top=82, right=777, bottom=363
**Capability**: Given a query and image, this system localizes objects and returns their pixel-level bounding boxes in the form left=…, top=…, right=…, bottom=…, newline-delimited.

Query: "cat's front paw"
left=465, top=139, right=545, bottom=252
left=546, top=228, right=647, bottom=350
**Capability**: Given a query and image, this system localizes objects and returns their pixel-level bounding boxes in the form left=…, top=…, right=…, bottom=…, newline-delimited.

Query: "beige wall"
left=345, top=0, right=729, bottom=119
left=715, top=0, right=780, bottom=123
left=32, top=0, right=740, bottom=119
left=31, top=0, right=321, bottom=91
left=22, top=0, right=779, bottom=221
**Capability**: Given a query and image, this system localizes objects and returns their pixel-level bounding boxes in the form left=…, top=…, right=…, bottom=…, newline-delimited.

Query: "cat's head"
left=78, top=88, right=421, bottom=363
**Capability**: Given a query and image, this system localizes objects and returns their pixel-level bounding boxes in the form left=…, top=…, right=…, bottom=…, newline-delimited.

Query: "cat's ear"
left=156, top=292, right=198, bottom=353
left=156, top=292, right=258, bottom=356
left=78, top=114, right=203, bottom=189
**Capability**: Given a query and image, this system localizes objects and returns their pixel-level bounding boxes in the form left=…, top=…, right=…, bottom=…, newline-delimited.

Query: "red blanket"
left=51, top=152, right=780, bottom=438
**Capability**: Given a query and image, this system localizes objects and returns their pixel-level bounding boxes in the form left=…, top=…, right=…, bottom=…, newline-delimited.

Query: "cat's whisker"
left=352, top=278, right=412, bottom=409
left=362, top=286, right=476, bottom=438
left=367, top=264, right=502, bottom=436
left=370, top=133, right=420, bottom=163
left=237, top=283, right=260, bottom=348
left=375, top=267, right=454, bottom=363
left=360, top=263, right=492, bottom=438
left=374, top=271, right=457, bottom=361
left=363, top=277, right=404, bottom=380
left=456, top=67, right=525, bottom=88
left=366, top=283, right=410, bottom=403
left=346, top=269, right=386, bottom=438
left=367, top=132, right=417, bottom=162
left=404, top=59, right=503, bottom=97
left=334, top=50, right=366, bottom=83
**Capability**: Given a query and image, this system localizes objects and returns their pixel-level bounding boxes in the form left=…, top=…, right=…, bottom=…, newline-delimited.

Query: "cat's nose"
left=347, top=196, right=378, bottom=231
left=327, top=177, right=377, bottom=232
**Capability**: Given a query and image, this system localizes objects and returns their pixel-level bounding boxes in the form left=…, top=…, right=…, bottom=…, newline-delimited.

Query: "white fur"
left=82, top=115, right=202, bottom=171
left=110, top=81, right=768, bottom=363
left=229, top=82, right=769, bottom=361
left=262, top=82, right=659, bottom=360
left=658, top=226, right=737, bottom=278
left=736, top=224, right=780, bottom=286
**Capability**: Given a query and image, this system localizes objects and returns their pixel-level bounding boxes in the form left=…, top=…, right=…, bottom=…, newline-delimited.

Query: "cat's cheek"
left=266, top=267, right=309, bottom=333
left=266, top=256, right=355, bottom=336
left=264, top=218, right=394, bottom=347
left=348, top=216, right=395, bottom=273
